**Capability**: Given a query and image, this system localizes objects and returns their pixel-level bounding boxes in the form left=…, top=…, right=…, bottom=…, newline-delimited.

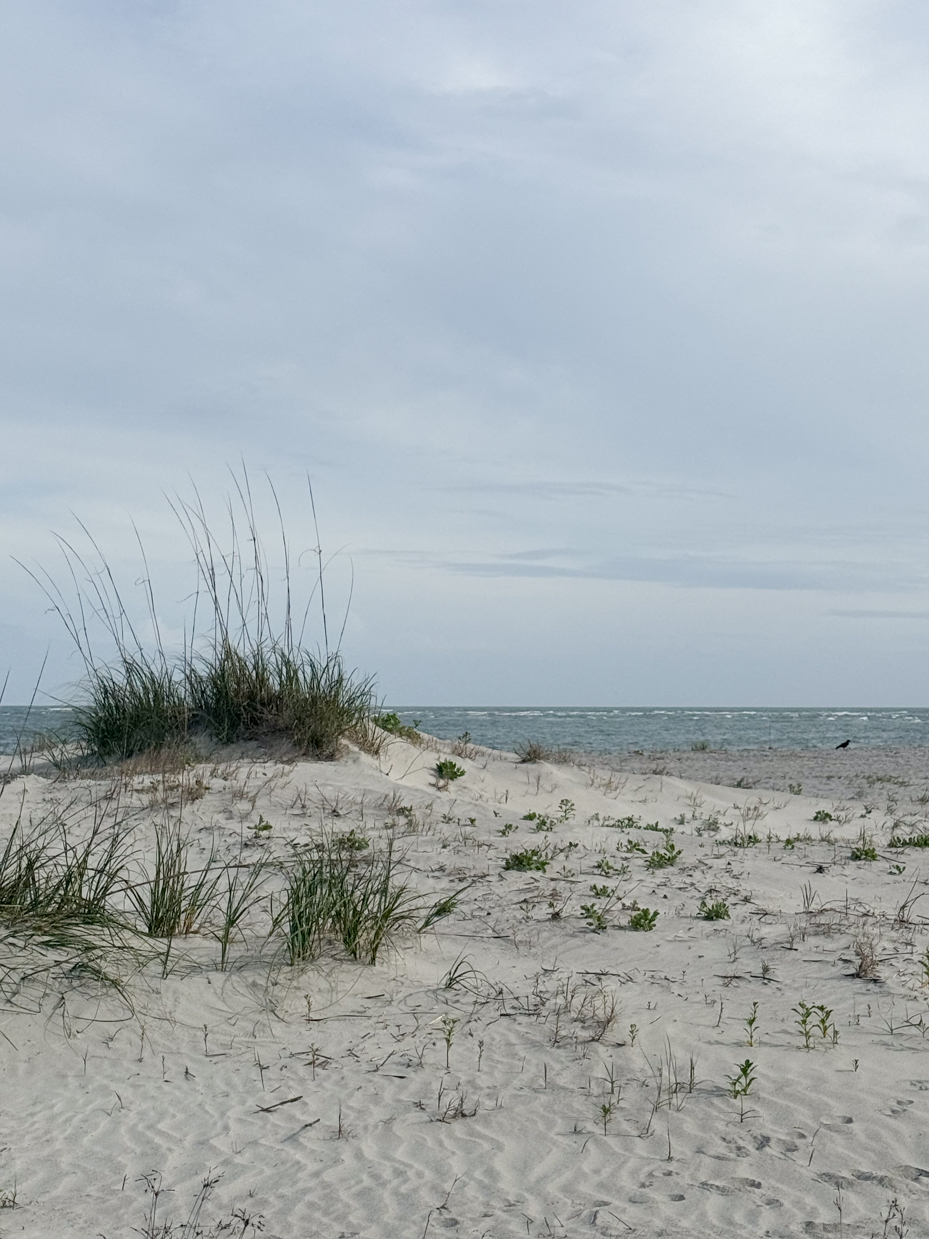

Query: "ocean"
left=3, top=704, right=929, bottom=758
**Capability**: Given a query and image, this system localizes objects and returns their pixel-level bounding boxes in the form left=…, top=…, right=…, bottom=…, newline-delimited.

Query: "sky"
left=2, top=0, right=929, bottom=707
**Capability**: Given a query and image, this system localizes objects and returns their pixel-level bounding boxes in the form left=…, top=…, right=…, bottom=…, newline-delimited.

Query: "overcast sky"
left=3, top=0, right=929, bottom=706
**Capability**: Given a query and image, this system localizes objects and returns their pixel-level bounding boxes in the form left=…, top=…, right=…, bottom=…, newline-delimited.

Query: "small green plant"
left=744, top=1002, right=759, bottom=1047
left=628, top=907, right=658, bottom=932
left=623, top=839, right=647, bottom=854
left=788, top=782, right=802, bottom=795
left=335, top=828, right=369, bottom=853
left=558, top=799, right=576, bottom=821
left=580, top=903, right=609, bottom=932
left=598, top=1100, right=615, bottom=1134
left=435, top=759, right=466, bottom=787
left=813, top=809, right=834, bottom=823
left=252, top=815, right=272, bottom=836
left=698, top=898, right=730, bottom=921
left=498, top=822, right=517, bottom=836
left=726, top=1058, right=756, bottom=1121
left=440, top=1016, right=458, bottom=1070
left=374, top=712, right=422, bottom=742
left=890, top=832, right=929, bottom=848
left=793, top=1000, right=836, bottom=1049
left=589, top=884, right=614, bottom=898
left=594, top=857, right=627, bottom=877
left=628, top=1023, right=638, bottom=1047
left=850, top=841, right=878, bottom=862
left=645, top=842, right=682, bottom=870
left=890, top=863, right=906, bottom=875
left=503, top=848, right=549, bottom=873
left=594, top=814, right=640, bottom=830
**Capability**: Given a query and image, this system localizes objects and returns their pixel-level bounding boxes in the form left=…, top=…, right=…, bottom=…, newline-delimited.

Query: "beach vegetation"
left=374, top=712, right=422, bottom=742
left=726, top=1058, right=756, bottom=1122
left=890, top=831, right=929, bottom=848
left=279, top=835, right=450, bottom=965
left=503, top=847, right=549, bottom=873
left=698, top=898, right=730, bottom=921
left=592, top=814, right=639, bottom=830
left=645, top=841, right=681, bottom=870
left=628, top=906, right=658, bottom=931
left=516, top=739, right=553, bottom=763
left=813, top=809, right=834, bottom=823
left=850, top=834, right=878, bottom=862
left=594, top=857, right=627, bottom=878
left=27, top=472, right=378, bottom=763
left=434, top=759, right=466, bottom=788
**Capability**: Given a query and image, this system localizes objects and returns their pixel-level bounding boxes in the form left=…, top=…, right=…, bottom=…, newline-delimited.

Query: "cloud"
left=2, top=2, right=929, bottom=703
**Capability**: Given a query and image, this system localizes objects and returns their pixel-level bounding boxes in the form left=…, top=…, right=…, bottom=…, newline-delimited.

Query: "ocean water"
left=2, top=705, right=929, bottom=758
left=390, top=707, right=929, bottom=755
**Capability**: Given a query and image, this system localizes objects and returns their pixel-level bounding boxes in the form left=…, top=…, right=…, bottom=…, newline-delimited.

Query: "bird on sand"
left=835, top=739, right=850, bottom=750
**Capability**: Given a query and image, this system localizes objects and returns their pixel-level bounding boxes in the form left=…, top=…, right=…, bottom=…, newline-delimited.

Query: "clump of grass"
left=280, top=836, right=452, bottom=965
left=76, top=659, right=188, bottom=762
left=516, top=739, right=554, bottom=763
left=0, top=812, right=131, bottom=932
left=129, top=821, right=220, bottom=939
left=187, top=642, right=375, bottom=758
left=28, top=472, right=378, bottom=763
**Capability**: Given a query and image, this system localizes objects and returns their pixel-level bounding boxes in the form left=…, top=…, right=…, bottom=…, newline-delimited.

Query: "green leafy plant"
left=793, top=1000, right=836, bottom=1050
left=813, top=810, right=834, bottom=823
left=498, top=822, right=517, bottom=836
left=374, top=712, right=421, bottom=742
left=850, top=840, right=878, bottom=862
left=628, top=907, right=658, bottom=932
left=890, top=832, right=929, bottom=848
left=645, top=842, right=682, bottom=870
left=435, top=759, right=466, bottom=788
left=744, top=1001, right=759, bottom=1047
left=503, top=848, right=549, bottom=873
left=623, top=839, right=647, bottom=854
left=580, top=903, right=609, bottom=932
left=593, top=814, right=640, bottom=830
left=594, top=857, right=627, bottom=878
left=698, top=898, right=730, bottom=921
left=788, top=782, right=802, bottom=795
left=726, top=1058, right=756, bottom=1121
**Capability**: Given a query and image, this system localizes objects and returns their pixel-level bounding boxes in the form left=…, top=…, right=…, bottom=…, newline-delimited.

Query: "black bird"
left=835, top=739, right=850, bottom=750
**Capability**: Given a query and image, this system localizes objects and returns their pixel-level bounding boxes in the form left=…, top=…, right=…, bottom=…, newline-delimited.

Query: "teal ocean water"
left=392, top=707, right=929, bottom=754
left=3, top=705, right=929, bottom=757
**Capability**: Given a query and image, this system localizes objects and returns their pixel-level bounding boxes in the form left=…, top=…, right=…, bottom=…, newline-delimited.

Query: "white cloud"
left=2, top=0, right=929, bottom=703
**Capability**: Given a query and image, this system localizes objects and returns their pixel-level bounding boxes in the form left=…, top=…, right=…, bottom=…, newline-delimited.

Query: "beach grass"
left=27, top=473, right=377, bottom=763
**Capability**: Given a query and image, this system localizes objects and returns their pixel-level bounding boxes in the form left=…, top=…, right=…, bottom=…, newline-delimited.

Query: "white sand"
left=2, top=737, right=929, bottom=1238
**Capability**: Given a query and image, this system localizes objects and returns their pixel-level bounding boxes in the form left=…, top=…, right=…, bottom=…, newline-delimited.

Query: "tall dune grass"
left=24, top=473, right=377, bottom=762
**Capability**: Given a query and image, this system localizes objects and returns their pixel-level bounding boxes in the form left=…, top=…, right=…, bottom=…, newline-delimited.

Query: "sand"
left=2, top=736, right=929, bottom=1238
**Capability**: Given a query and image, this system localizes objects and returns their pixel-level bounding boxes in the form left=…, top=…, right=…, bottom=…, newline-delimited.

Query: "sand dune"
left=2, top=736, right=929, bottom=1238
